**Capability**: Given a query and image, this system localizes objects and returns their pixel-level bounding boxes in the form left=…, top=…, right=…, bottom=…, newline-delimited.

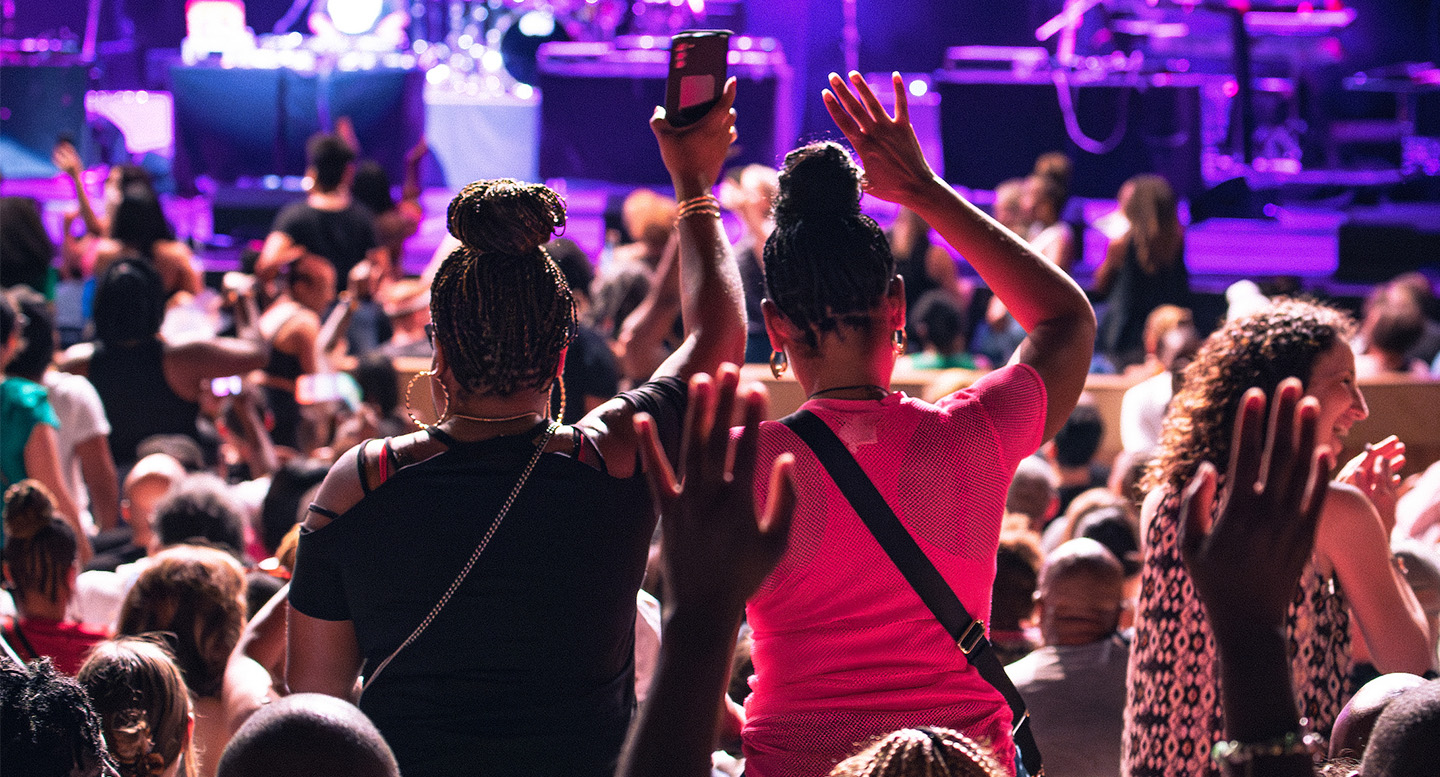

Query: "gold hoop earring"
left=551, top=374, right=567, bottom=423
left=892, top=328, right=907, bottom=356
left=769, top=350, right=789, bottom=379
left=405, top=370, right=450, bottom=429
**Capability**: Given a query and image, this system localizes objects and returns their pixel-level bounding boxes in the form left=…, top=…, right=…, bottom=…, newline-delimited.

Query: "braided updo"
left=2, top=480, right=77, bottom=605
left=432, top=179, right=575, bottom=396
left=763, top=142, right=895, bottom=349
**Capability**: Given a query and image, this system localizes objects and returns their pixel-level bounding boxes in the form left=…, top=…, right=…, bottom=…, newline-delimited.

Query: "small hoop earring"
left=892, top=328, right=907, bottom=356
left=769, top=349, right=789, bottom=379
left=551, top=374, right=567, bottom=423
left=405, top=370, right=450, bottom=429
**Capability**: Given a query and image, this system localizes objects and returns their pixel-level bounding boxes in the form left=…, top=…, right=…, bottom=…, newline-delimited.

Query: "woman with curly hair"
left=1123, top=298, right=1435, bottom=777
left=78, top=637, right=197, bottom=777
left=285, top=83, right=745, bottom=777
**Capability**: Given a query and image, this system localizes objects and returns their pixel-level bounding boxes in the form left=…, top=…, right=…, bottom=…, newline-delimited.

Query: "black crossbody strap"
left=780, top=409, right=1043, bottom=775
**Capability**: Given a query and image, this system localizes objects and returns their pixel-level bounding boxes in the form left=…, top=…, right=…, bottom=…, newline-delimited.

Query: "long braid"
left=432, top=180, right=574, bottom=396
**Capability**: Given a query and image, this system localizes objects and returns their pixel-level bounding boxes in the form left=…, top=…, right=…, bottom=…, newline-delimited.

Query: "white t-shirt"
left=1120, top=372, right=1173, bottom=455
left=42, top=370, right=111, bottom=523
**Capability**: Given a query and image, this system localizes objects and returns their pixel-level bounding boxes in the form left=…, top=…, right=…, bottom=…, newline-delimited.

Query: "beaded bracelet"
left=1211, top=731, right=1323, bottom=767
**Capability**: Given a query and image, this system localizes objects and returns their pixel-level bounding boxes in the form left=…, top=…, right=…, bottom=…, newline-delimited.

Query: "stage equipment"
left=935, top=68, right=1208, bottom=199
left=170, top=59, right=423, bottom=192
left=535, top=37, right=789, bottom=185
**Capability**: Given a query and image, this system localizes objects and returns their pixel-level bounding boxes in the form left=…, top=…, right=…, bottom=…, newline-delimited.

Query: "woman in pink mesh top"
left=737, top=72, right=1095, bottom=776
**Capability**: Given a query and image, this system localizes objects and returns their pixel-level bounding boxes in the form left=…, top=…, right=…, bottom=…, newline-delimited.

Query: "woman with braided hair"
left=78, top=637, right=197, bottom=777
left=1, top=479, right=109, bottom=674
left=286, top=80, right=746, bottom=777
left=737, top=72, right=1095, bottom=777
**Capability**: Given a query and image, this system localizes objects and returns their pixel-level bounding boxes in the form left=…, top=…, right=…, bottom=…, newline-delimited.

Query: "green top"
left=908, top=351, right=979, bottom=370
left=1, top=376, right=59, bottom=489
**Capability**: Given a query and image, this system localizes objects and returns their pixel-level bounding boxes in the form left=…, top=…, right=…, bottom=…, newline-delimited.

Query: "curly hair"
left=763, top=142, right=894, bottom=349
left=79, top=637, right=198, bottom=777
left=828, top=727, right=1006, bottom=777
left=430, top=179, right=574, bottom=396
left=117, top=545, right=246, bottom=699
left=1146, top=297, right=1356, bottom=494
left=0, top=657, right=110, bottom=777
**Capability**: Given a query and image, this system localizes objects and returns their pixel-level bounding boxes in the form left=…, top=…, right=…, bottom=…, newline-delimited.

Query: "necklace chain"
left=446, top=410, right=542, bottom=424
left=808, top=383, right=891, bottom=400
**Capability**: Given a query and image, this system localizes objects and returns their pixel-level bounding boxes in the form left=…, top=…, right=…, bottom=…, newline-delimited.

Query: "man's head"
left=1331, top=673, right=1428, bottom=761
left=1361, top=679, right=1440, bottom=777
left=1006, top=456, right=1060, bottom=533
left=306, top=133, right=356, bottom=194
left=217, top=693, right=400, bottom=777
left=125, top=453, right=187, bottom=553
left=151, top=473, right=247, bottom=560
left=1036, top=538, right=1126, bottom=647
left=1052, top=401, right=1103, bottom=470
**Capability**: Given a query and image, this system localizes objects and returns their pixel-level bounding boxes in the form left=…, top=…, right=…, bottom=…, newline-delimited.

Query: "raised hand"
left=650, top=76, right=738, bottom=199
left=822, top=71, right=938, bottom=206
left=634, top=363, right=796, bottom=617
left=52, top=141, right=82, bottom=179
left=1179, top=378, right=1333, bottom=636
left=1337, top=435, right=1405, bottom=533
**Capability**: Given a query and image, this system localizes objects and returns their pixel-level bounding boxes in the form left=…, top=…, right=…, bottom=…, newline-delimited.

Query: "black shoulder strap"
left=780, top=409, right=1043, bottom=775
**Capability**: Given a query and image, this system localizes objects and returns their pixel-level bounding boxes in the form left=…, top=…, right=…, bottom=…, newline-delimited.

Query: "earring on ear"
left=551, top=375, right=567, bottom=423
left=892, top=328, right=907, bottom=356
left=405, top=369, right=451, bottom=429
left=770, top=349, right=789, bottom=379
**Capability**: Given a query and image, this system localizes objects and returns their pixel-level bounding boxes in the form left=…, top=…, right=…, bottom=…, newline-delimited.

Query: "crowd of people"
left=2, top=69, right=1439, bottom=777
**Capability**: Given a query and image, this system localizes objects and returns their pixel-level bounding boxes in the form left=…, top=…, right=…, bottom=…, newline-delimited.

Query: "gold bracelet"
left=675, top=194, right=721, bottom=221
left=1211, top=731, right=1322, bottom=766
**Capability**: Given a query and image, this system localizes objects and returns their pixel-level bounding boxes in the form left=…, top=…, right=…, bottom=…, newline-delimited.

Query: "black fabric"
left=780, top=408, right=1044, bottom=776
left=557, top=324, right=620, bottom=425
left=290, top=376, right=686, bottom=777
left=1097, top=242, right=1190, bottom=367
left=271, top=201, right=377, bottom=287
left=90, top=338, right=201, bottom=468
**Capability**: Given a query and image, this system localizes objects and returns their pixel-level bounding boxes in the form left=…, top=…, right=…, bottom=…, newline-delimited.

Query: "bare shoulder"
left=306, top=445, right=369, bottom=530
left=56, top=342, right=95, bottom=376
left=580, top=395, right=644, bottom=479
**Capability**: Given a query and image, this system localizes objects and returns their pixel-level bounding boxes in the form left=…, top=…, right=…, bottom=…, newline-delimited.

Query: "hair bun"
left=3, top=480, right=56, bottom=541
left=772, top=142, right=863, bottom=221
left=447, top=179, right=566, bottom=258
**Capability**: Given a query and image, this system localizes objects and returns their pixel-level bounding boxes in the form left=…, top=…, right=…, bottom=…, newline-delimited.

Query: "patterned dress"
left=1122, top=488, right=1351, bottom=777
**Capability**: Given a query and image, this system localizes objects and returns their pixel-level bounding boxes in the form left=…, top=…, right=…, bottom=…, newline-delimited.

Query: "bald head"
left=1037, top=538, right=1125, bottom=647
left=1331, top=673, right=1428, bottom=761
left=124, top=454, right=186, bottom=551
left=217, top=694, right=399, bottom=777
left=1360, top=679, right=1440, bottom=777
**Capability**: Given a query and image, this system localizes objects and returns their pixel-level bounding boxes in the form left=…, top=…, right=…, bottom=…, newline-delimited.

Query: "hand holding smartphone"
left=665, top=30, right=733, bottom=129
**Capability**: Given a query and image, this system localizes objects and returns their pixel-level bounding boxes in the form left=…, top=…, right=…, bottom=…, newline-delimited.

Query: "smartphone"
left=665, top=30, right=732, bottom=129
left=297, top=372, right=361, bottom=411
left=211, top=375, right=243, bottom=397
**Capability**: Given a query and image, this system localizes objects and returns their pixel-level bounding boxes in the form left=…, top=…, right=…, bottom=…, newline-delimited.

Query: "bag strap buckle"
left=956, top=619, right=986, bottom=655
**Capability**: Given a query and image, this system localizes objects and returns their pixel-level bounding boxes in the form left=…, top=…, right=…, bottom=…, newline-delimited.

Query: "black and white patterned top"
left=1121, top=487, right=1351, bottom=777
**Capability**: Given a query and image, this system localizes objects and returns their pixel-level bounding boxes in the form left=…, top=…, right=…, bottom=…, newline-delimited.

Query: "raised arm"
left=53, top=142, right=105, bottom=237
left=168, top=284, right=269, bottom=393
left=824, top=72, right=1095, bottom=441
left=615, top=233, right=682, bottom=384
left=645, top=78, right=747, bottom=384
left=617, top=367, right=795, bottom=777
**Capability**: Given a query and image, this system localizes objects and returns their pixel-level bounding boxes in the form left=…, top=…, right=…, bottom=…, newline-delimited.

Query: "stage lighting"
left=330, top=0, right=385, bottom=36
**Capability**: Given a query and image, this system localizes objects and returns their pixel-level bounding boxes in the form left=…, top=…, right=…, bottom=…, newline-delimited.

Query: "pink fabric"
left=742, top=364, right=1047, bottom=777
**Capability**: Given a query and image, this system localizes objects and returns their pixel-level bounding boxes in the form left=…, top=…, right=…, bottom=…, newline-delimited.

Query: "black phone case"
left=665, top=30, right=732, bottom=128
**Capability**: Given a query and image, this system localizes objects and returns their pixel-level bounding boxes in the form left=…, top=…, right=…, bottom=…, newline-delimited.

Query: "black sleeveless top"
left=89, top=338, right=201, bottom=467
left=291, top=377, right=686, bottom=777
